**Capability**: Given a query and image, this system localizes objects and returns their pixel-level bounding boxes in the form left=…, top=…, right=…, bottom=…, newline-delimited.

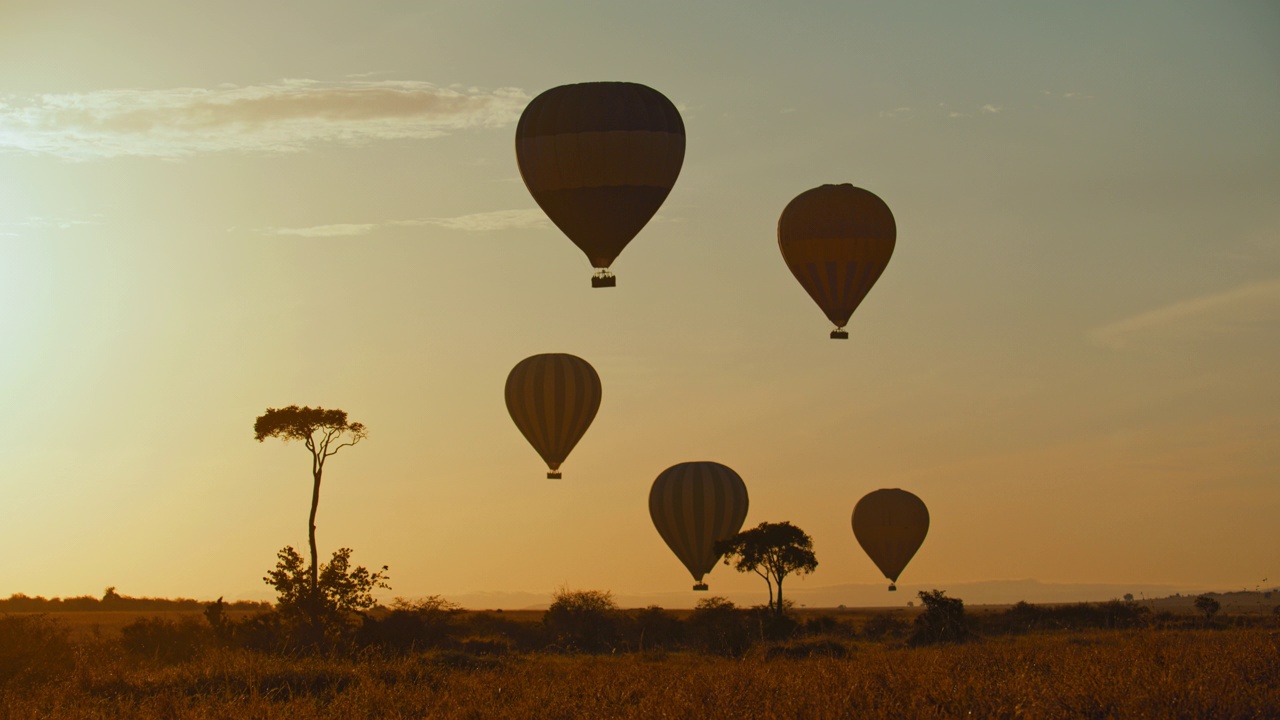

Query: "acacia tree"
left=254, top=406, right=368, bottom=593
left=715, top=521, right=818, bottom=617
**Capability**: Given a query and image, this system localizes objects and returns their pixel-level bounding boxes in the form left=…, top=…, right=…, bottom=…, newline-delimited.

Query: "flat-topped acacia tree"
left=254, top=405, right=367, bottom=592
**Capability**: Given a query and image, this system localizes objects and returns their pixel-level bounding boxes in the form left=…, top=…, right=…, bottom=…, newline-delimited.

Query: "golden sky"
left=1, top=1, right=1277, bottom=605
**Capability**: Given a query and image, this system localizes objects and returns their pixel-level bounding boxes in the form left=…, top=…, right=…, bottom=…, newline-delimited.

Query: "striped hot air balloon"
left=515, top=81, right=685, bottom=287
left=649, top=461, right=749, bottom=591
left=504, top=354, right=602, bottom=479
left=852, top=488, right=929, bottom=591
left=777, top=184, right=896, bottom=339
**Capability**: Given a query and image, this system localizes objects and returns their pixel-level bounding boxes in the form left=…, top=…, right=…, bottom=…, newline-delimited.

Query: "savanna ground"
left=2, top=597, right=1278, bottom=719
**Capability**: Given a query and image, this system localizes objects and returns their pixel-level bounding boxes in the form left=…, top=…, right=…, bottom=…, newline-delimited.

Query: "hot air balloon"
left=852, top=488, right=929, bottom=591
left=649, top=461, right=749, bottom=591
left=777, top=184, right=896, bottom=338
left=505, top=353, right=601, bottom=479
left=515, top=82, right=685, bottom=287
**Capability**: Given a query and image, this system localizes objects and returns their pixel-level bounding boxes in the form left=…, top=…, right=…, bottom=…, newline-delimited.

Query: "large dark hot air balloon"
left=515, top=82, right=685, bottom=287
left=852, top=488, right=929, bottom=591
left=649, top=461, right=749, bottom=591
left=778, top=184, right=896, bottom=338
left=504, top=353, right=601, bottom=479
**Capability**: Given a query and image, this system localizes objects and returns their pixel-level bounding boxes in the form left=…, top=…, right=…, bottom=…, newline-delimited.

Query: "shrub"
left=687, top=596, right=753, bottom=656
left=861, top=613, right=910, bottom=641
left=356, top=596, right=461, bottom=653
left=543, top=588, right=620, bottom=653
left=909, top=589, right=971, bottom=646
left=631, top=606, right=684, bottom=651
left=0, top=615, right=74, bottom=685
left=120, top=616, right=211, bottom=663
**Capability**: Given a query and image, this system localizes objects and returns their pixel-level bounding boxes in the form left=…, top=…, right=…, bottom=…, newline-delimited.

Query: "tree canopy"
left=716, top=521, right=818, bottom=617
left=253, top=405, right=367, bottom=449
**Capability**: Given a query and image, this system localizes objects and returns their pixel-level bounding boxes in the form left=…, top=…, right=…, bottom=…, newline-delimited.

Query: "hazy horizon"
left=2, top=1, right=1277, bottom=605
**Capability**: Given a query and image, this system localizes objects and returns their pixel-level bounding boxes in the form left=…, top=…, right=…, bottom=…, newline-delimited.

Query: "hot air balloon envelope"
left=505, top=353, right=602, bottom=479
left=516, top=82, right=685, bottom=286
left=852, top=488, right=928, bottom=590
left=649, top=461, right=749, bottom=590
left=778, top=184, right=896, bottom=337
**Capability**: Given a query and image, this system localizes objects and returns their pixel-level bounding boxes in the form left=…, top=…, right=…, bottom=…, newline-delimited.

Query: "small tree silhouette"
left=1194, top=594, right=1221, bottom=623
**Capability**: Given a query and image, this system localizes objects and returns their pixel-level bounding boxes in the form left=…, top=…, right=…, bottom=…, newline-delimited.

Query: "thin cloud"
left=259, top=209, right=549, bottom=238
left=398, top=209, right=549, bottom=232
left=0, top=79, right=528, bottom=160
left=1089, top=279, right=1280, bottom=350
left=981, top=104, right=1002, bottom=114
left=0, top=215, right=104, bottom=235
left=268, top=223, right=378, bottom=238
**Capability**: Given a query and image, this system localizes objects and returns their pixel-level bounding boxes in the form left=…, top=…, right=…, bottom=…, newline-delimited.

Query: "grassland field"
left=2, top=601, right=1278, bottom=719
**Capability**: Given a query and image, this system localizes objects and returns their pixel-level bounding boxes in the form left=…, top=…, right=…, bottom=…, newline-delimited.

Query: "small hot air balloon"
left=852, top=488, right=929, bottom=591
left=515, top=81, right=685, bottom=287
left=777, top=184, right=896, bottom=338
left=649, top=461, right=749, bottom=591
left=505, top=353, right=601, bottom=479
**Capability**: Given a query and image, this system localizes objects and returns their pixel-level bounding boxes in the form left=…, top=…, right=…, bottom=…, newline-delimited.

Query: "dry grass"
left=1, top=628, right=1276, bottom=719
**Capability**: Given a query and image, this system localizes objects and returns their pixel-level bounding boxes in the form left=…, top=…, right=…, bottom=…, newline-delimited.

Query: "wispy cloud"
left=259, top=209, right=549, bottom=238
left=0, top=215, right=104, bottom=235
left=1089, top=279, right=1280, bottom=350
left=980, top=104, right=1002, bottom=114
left=269, top=223, right=378, bottom=238
left=0, top=79, right=528, bottom=160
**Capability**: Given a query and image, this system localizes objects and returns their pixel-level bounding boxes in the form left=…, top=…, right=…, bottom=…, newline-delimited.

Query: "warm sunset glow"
left=1, top=2, right=1276, bottom=610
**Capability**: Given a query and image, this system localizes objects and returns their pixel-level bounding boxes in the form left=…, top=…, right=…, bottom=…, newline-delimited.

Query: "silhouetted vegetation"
left=543, top=587, right=622, bottom=653
left=263, top=546, right=390, bottom=648
left=715, top=521, right=818, bottom=617
left=909, top=589, right=972, bottom=646
left=253, top=405, right=388, bottom=640
left=0, top=616, right=73, bottom=686
left=0, top=590, right=269, bottom=614
left=1195, top=593, right=1222, bottom=623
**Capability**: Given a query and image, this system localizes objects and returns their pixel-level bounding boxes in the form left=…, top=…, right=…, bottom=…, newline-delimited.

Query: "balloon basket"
left=547, top=471, right=562, bottom=479
left=888, top=583, right=897, bottom=592
left=591, top=272, right=616, bottom=288
left=693, top=583, right=709, bottom=592
left=830, top=329, right=849, bottom=340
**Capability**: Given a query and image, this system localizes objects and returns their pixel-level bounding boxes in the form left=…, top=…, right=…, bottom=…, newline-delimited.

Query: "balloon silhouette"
left=505, top=353, right=602, bottom=479
left=852, top=488, right=929, bottom=591
left=778, top=184, right=896, bottom=338
left=649, top=461, right=749, bottom=591
left=515, top=81, right=685, bottom=287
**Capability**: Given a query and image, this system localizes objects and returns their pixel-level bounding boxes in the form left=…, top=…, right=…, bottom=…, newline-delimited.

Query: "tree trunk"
left=309, top=456, right=323, bottom=593
left=775, top=575, right=784, bottom=617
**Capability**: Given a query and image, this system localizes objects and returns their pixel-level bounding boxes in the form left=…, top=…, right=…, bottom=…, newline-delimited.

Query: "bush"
left=861, top=613, right=910, bottom=642
left=802, top=614, right=856, bottom=639
left=630, top=606, right=684, bottom=651
left=543, top=588, right=620, bottom=653
left=0, top=615, right=75, bottom=685
left=687, top=597, right=753, bottom=657
left=264, top=546, right=389, bottom=647
left=120, top=616, right=211, bottom=663
left=909, top=589, right=971, bottom=646
left=356, top=596, right=461, bottom=653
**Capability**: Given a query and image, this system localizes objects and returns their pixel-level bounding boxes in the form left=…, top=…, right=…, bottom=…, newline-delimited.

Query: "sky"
left=1, top=1, right=1277, bottom=607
